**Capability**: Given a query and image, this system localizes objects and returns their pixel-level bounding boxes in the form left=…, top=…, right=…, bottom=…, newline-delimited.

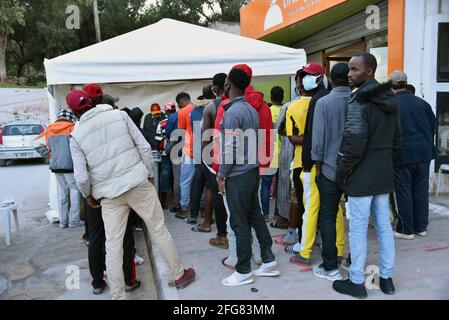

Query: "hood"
left=244, top=85, right=266, bottom=111
left=354, top=79, right=397, bottom=115
left=47, top=120, right=75, bottom=134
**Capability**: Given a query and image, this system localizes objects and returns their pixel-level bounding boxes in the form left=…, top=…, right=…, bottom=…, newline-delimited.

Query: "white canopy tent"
left=43, top=18, right=307, bottom=222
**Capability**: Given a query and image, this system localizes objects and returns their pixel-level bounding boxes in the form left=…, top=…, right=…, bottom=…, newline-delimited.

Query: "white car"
left=0, top=121, right=48, bottom=167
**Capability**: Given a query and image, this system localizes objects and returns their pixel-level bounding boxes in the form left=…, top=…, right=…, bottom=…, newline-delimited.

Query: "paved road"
left=0, top=160, right=158, bottom=300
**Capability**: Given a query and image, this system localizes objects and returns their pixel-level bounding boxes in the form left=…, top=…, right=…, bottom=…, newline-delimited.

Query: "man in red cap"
left=83, top=84, right=104, bottom=106
left=67, top=90, right=195, bottom=299
left=143, top=103, right=168, bottom=150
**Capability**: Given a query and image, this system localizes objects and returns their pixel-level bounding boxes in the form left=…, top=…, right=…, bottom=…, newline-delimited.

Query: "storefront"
left=241, top=0, right=449, bottom=192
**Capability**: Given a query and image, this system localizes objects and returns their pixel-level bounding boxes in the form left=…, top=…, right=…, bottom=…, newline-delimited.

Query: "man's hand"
left=87, top=196, right=101, bottom=208
left=217, top=177, right=226, bottom=196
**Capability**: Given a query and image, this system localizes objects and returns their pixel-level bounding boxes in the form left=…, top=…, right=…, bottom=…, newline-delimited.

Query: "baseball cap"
left=83, top=83, right=104, bottom=98
left=57, top=109, right=78, bottom=123
left=150, top=103, right=162, bottom=115
left=66, top=90, right=92, bottom=112
left=102, top=94, right=120, bottom=108
left=232, top=64, right=253, bottom=80
left=197, top=85, right=214, bottom=100
left=297, top=63, right=324, bottom=80
left=164, top=101, right=176, bottom=112
left=330, top=63, right=350, bottom=82
left=390, top=70, right=408, bottom=86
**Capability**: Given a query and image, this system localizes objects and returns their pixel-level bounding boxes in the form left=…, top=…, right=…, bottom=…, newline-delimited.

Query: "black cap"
left=330, top=63, right=350, bottom=82
left=212, top=73, right=227, bottom=90
left=102, top=94, right=120, bottom=108
left=197, top=84, right=214, bottom=100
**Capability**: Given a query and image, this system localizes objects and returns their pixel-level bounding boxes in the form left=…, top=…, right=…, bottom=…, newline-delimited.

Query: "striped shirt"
left=311, top=86, right=352, bottom=182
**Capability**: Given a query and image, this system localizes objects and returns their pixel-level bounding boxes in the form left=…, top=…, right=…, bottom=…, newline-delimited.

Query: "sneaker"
left=209, top=236, right=229, bottom=249
left=185, top=217, right=197, bottom=225
left=92, top=281, right=107, bottom=295
left=379, top=277, right=395, bottom=295
left=134, top=255, right=145, bottom=266
left=394, top=232, right=415, bottom=240
left=221, top=272, right=254, bottom=287
left=290, top=254, right=311, bottom=266
left=59, top=223, right=68, bottom=229
left=333, top=279, right=368, bottom=299
left=415, top=231, right=428, bottom=237
left=174, top=268, right=196, bottom=289
left=313, top=264, right=343, bottom=282
left=125, top=280, right=141, bottom=292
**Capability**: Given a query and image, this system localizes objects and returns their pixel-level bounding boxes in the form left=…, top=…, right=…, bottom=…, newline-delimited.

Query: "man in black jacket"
left=333, top=52, right=401, bottom=299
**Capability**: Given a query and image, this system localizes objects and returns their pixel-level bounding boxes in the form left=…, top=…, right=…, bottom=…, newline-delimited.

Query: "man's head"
left=175, top=92, right=191, bottom=109
left=390, top=70, right=408, bottom=93
left=330, top=63, right=350, bottom=88
left=224, top=68, right=251, bottom=99
left=232, top=64, right=253, bottom=81
left=295, top=63, right=324, bottom=95
left=212, top=73, right=227, bottom=97
left=129, top=107, right=144, bottom=126
left=102, top=94, right=120, bottom=109
left=66, top=89, right=93, bottom=119
left=198, top=85, right=215, bottom=100
left=164, top=101, right=177, bottom=115
left=150, top=103, right=162, bottom=117
left=83, top=83, right=104, bottom=106
left=271, top=86, right=284, bottom=105
left=57, top=109, right=78, bottom=123
left=348, top=52, right=377, bottom=88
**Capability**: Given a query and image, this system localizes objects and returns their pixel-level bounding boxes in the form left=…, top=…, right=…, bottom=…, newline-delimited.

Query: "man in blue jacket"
left=390, top=71, right=436, bottom=240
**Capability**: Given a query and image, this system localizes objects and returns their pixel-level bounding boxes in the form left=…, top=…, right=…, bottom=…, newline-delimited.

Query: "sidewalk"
left=149, top=197, right=449, bottom=300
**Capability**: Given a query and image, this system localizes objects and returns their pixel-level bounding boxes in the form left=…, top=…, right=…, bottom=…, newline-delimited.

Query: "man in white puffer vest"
left=67, top=89, right=196, bottom=300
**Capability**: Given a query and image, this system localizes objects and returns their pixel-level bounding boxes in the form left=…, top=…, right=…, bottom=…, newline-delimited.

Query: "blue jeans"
left=159, top=156, right=173, bottom=193
left=260, top=175, right=273, bottom=216
left=180, top=155, right=196, bottom=211
left=348, top=194, right=395, bottom=285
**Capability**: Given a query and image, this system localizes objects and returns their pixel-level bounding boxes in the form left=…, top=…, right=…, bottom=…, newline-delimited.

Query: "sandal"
left=175, top=212, right=188, bottom=220
left=221, top=257, right=236, bottom=271
left=191, top=224, right=211, bottom=233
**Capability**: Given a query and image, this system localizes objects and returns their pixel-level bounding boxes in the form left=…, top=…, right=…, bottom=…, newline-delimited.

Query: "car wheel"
left=0, top=159, right=7, bottom=167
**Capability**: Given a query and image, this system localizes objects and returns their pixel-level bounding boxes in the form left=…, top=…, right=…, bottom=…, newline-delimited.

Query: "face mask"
left=302, top=75, right=319, bottom=91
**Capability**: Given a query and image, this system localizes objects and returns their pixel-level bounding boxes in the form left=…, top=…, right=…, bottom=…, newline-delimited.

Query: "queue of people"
left=37, top=52, right=436, bottom=300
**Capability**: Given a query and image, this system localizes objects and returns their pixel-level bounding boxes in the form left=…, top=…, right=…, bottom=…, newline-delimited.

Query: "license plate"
left=15, top=153, right=34, bottom=158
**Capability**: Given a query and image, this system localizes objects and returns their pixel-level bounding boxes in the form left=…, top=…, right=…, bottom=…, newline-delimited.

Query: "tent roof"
left=44, top=19, right=306, bottom=86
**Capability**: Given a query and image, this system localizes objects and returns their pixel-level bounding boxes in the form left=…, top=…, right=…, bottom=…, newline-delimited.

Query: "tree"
left=0, top=0, right=25, bottom=81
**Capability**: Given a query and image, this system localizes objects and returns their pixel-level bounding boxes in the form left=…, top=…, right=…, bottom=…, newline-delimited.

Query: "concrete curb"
left=144, top=226, right=180, bottom=300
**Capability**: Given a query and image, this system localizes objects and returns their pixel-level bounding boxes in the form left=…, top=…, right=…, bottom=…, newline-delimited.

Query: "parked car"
left=0, top=121, right=48, bottom=167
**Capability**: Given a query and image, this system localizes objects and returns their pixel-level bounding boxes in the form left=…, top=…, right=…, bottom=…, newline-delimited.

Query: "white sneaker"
left=221, top=272, right=254, bottom=287
left=415, top=231, right=428, bottom=237
left=253, top=261, right=280, bottom=277
left=313, top=264, right=343, bottom=282
left=394, top=232, right=415, bottom=240
left=134, top=255, right=145, bottom=265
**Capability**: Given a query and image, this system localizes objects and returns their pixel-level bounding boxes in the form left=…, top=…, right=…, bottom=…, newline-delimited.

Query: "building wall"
left=404, top=0, right=449, bottom=192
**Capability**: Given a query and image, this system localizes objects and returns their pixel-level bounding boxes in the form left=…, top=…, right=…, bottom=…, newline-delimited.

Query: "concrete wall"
left=404, top=0, right=449, bottom=193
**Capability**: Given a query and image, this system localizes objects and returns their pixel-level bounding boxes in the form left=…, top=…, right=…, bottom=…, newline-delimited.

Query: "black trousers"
left=190, top=164, right=208, bottom=219
left=85, top=199, right=135, bottom=288
left=394, top=161, right=431, bottom=235
left=204, top=164, right=227, bottom=237
left=293, top=168, right=305, bottom=239
left=226, top=169, right=275, bottom=274
left=316, top=173, right=343, bottom=271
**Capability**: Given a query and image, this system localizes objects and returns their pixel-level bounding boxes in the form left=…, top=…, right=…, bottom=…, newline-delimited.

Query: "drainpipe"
left=419, top=0, right=427, bottom=98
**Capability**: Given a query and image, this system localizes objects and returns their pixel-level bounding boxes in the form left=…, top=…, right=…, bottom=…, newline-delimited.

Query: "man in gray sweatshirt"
left=218, top=68, right=279, bottom=287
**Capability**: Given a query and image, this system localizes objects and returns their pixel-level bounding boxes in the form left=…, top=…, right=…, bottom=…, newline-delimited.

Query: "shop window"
left=436, top=92, right=449, bottom=171
left=438, top=23, right=449, bottom=82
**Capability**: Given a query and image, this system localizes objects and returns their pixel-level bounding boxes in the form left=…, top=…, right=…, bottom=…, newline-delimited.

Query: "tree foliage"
left=4, top=0, right=248, bottom=81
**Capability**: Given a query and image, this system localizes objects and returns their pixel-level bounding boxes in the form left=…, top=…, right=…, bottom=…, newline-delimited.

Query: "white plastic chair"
left=1, top=202, right=20, bottom=246
left=436, top=164, right=449, bottom=198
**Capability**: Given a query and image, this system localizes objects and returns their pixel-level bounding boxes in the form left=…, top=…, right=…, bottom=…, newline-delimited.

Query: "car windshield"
left=3, top=125, right=43, bottom=136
